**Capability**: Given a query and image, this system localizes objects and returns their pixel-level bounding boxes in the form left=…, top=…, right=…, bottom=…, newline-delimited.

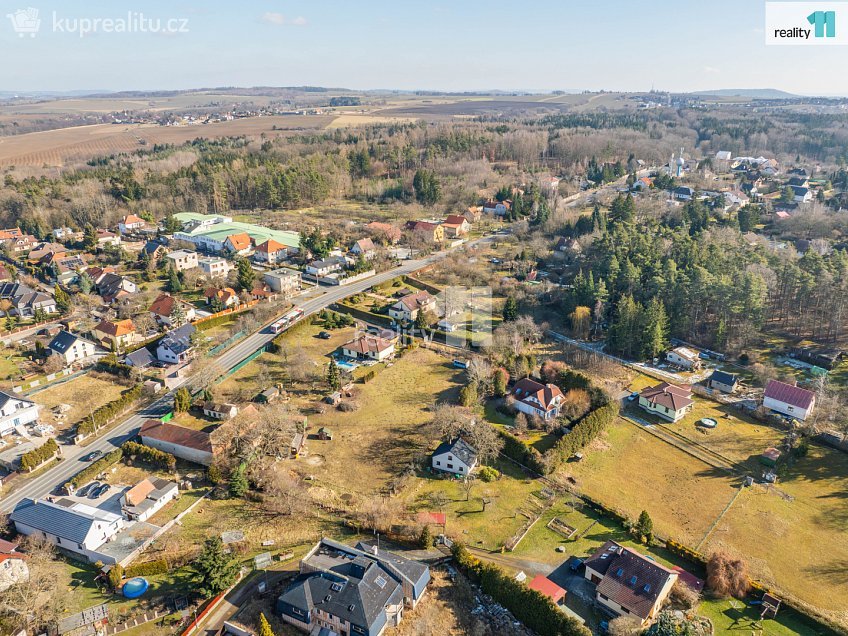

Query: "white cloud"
left=261, top=12, right=286, bottom=26
left=703, top=66, right=721, bottom=74
left=291, top=16, right=307, bottom=26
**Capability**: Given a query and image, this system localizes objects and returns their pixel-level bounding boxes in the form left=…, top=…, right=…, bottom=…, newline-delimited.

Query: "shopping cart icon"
left=7, top=7, right=41, bottom=37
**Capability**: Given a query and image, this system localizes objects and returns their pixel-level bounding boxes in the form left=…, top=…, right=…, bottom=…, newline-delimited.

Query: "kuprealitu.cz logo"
left=6, top=6, right=190, bottom=38
left=766, top=2, right=846, bottom=44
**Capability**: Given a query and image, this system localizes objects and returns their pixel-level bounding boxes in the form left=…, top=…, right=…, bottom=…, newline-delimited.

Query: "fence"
left=192, top=300, right=258, bottom=327
left=207, top=330, right=246, bottom=357
left=15, top=367, right=80, bottom=394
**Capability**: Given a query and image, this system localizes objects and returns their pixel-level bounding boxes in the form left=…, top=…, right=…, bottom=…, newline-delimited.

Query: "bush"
left=478, top=466, right=499, bottom=482
left=96, top=355, right=133, bottom=378
left=66, top=448, right=123, bottom=490
left=360, top=368, right=378, bottom=383
left=337, top=400, right=359, bottom=412
left=121, top=441, right=176, bottom=471
left=19, top=438, right=59, bottom=472
left=706, top=551, right=750, bottom=599
left=125, top=559, right=169, bottom=577
left=77, top=385, right=143, bottom=436
left=451, top=543, right=590, bottom=636
left=106, top=563, right=124, bottom=590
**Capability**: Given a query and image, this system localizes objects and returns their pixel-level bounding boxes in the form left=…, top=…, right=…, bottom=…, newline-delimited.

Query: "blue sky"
left=0, top=1, right=844, bottom=94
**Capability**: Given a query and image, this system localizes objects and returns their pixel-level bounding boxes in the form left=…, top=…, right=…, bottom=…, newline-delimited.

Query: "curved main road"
left=0, top=241, right=492, bottom=514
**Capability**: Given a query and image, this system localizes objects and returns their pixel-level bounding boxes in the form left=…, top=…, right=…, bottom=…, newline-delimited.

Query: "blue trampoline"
left=122, top=577, right=149, bottom=598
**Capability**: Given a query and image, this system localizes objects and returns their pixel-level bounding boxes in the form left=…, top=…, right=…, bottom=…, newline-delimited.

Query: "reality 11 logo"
left=807, top=10, right=836, bottom=37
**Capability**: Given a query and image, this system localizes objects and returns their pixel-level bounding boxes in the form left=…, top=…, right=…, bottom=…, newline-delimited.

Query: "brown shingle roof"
left=149, top=293, right=177, bottom=317
left=95, top=318, right=135, bottom=337
left=343, top=335, right=394, bottom=355
left=589, top=541, right=677, bottom=620
left=124, top=478, right=156, bottom=506
left=639, top=382, right=693, bottom=412
left=139, top=419, right=213, bottom=454
left=512, top=378, right=564, bottom=410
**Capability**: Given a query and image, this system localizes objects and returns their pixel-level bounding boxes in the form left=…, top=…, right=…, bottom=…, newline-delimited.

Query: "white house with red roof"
left=351, top=237, right=376, bottom=260
left=118, top=214, right=148, bottom=235
left=148, top=293, right=196, bottom=327
left=224, top=232, right=252, bottom=255
left=254, top=239, right=290, bottom=265
left=0, top=538, right=28, bottom=592
left=638, top=382, right=693, bottom=422
left=511, top=378, right=564, bottom=420
left=763, top=379, right=816, bottom=421
left=441, top=215, right=470, bottom=238
left=388, top=290, right=436, bottom=322
left=341, top=335, right=395, bottom=362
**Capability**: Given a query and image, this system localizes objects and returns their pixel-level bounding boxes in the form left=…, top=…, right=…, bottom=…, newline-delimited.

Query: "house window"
left=622, top=608, right=630, bottom=614
left=447, top=464, right=454, bottom=470
left=599, top=593, right=608, bottom=601
left=435, top=461, right=441, bottom=466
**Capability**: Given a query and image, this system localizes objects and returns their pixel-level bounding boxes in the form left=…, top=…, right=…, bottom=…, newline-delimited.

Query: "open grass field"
left=563, top=403, right=848, bottom=630
left=31, top=374, right=127, bottom=431
left=294, top=347, right=464, bottom=495
left=701, top=443, right=848, bottom=627
left=0, top=115, right=333, bottom=168
left=561, top=418, right=740, bottom=546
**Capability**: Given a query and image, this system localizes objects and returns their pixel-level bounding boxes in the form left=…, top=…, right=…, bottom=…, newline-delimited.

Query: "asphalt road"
left=0, top=242, right=491, bottom=514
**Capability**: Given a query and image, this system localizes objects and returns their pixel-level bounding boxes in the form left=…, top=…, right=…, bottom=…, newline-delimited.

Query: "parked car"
left=91, top=484, right=110, bottom=499
left=626, top=392, right=639, bottom=402
left=317, top=331, right=332, bottom=339
left=85, top=450, right=103, bottom=462
left=77, top=481, right=96, bottom=497
left=87, top=483, right=104, bottom=498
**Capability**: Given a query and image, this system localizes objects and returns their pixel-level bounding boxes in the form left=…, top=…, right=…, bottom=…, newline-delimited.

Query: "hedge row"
left=125, top=559, right=169, bottom=577
left=66, top=449, right=123, bottom=491
left=195, top=313, right=238, bottom=332
left=552, top=401, right=618, bottom=463
left=19, top=438, right=59, bottom=472
left=77, top=384, right=143, bottom=436
left=96, top=355, right=133, bottom=378
left=498, top=428, right=547, bottom=474
left=333, top=302, right=395, bottom=327
left=121, top=441, right=176, bottom=471
left=402, top=275, right=441, bottom=296
left=452, top=543, right=590, bottom=636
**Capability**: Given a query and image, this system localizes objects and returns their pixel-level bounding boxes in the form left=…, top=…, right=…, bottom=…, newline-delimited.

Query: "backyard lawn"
left=402, top=458, right=544, bottom=551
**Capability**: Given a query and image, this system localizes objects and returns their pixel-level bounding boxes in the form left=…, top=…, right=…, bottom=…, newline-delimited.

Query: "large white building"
left=10, top=498, right=124, bottom=564
left=0, top=391, right=40, bottom=437
left=763, top=379, right=816, bottom=421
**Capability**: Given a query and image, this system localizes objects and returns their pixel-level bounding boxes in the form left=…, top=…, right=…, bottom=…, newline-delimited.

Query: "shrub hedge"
left=451, top=543, right=590, bottom=636
left=19, top=438, right=59, bottom=472
left=125, top=559, right=169, bottom=577
left=552, top=401, right=618, bottom=462
left=77, top=384, right=143, bottom=436
left=66, top=448, right=123, bottom=491
left=121, top=441, right=176, bottom=471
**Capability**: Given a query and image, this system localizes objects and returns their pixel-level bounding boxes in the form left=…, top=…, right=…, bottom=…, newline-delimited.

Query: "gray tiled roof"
left=10, top=498, right=95, bottom=544
left=432, top=438, right=478, bottom=467
left=160, top=323, right=196, bottom=355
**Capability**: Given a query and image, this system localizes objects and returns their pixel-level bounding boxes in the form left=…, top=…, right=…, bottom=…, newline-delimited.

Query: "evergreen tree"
left=54, top=284, right=71, bottom=313
left=502, top=296, right=518, bottom=321
left=167, top=266, right=182, bottom=293
left=79, top=272, right=94, bottom=295
left=229, top=463, right=249, bottom=498
left=174, top=387, right=192, bottom=413
left=641, top=298, right=669, bottom=359
left=82, top=224, right=97, bottom=251
left=193, top=535, right=240, bottom=597
left=327, top=358, right=341, bottom=391
left=459, top=382, right=478, bottom=406
left=633, top=510, right=654, bottom=543
left=237, top=258, right=256, bottom=292
left=412, top=169, right=441, bottom=205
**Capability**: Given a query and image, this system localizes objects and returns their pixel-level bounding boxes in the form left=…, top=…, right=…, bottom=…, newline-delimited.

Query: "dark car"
left=90, top=484, right=110, bottom=499
left=85, top=450, right=103, bottom=462
left=317, top=331, right=332, bottom=339
left=76, top=482, right=96, bottom=497
left=87, top=482, right=103, bottom=498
